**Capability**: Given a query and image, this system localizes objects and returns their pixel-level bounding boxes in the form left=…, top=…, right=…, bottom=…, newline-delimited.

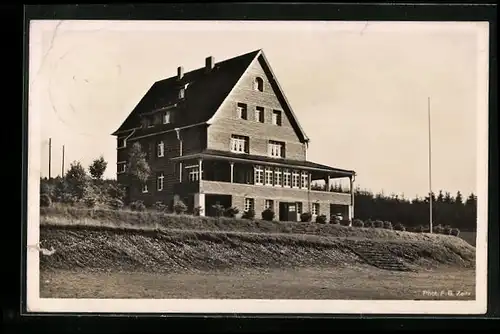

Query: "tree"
left=89, top=156, right=108, bottom=180
left=444, top=192, right=453, bottom=204
left=65, top=161, right=88, bottom=199
left=437, top=190, right=444, bottom=203
left=127, top=142, right=151, bottom=183
left=455, top=191, right=463, bottom=205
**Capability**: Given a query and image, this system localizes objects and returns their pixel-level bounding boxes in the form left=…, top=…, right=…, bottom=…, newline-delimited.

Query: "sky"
left=29, top=20, right=489, bottom=198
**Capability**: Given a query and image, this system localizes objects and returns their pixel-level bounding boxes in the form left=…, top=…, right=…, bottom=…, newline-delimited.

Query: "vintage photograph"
left=27, top=20, right=489, bottom=314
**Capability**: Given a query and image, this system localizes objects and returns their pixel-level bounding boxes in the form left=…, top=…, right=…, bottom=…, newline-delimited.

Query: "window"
left=147, top=116, right=154, bottom=128
left=253, top=77, right=264, bottom=92
left=254, top=165, right=264, bottom=185
left=230, top=135, right=249, bottom=154
left=186, top=166, right=200, bottom=182
left=312, top=203, right=320, bottom=216
left=142, top=183, right=149, bottom=193
left=283, top=169, right=291, bottom=187
left=265, top=167, right=273, bottom=186
left=301, top=172, right=309, bottom=189
left=244, top=198, right=255, bottom=212
left=296, top=202, right=303, bottom=215
left=268, top=140, right=284, bottom=158
left=265, top=200, right=274, bottom=210
left=157, top=172, right=164, bottom=191
left=272, top=110, right=282, bottom=126
left=274, top=168, right=282, bottom=187
left=117, top=162, right=126, bottom=174
left=178, top=88, right=185, bottom=99
left=292, top=171, right=300, bottom=188
left=236, top=103, right=248, bottom=120
left=163, top=111, right=172, bottom=124
left=117, top=137, right=126, bottom=149
left=157, top=141, right=165, bottom=157
left=255, top=106, right=264, bottom=123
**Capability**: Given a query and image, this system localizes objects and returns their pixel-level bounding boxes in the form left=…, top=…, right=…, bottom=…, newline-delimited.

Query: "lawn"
left=40, top=265, right=475, bottom=300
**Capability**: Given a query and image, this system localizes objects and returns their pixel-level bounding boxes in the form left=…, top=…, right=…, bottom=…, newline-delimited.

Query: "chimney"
left=205, top=56, right=214, bottom=72
left=177, top=66, right=184, bottom=80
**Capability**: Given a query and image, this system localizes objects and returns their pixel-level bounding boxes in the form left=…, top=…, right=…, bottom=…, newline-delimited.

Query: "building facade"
left=112, top=49, right=356, bottom=222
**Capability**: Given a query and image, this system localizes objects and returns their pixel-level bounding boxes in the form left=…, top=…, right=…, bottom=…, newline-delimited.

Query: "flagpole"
left=428, top=97, right=433, bottom=233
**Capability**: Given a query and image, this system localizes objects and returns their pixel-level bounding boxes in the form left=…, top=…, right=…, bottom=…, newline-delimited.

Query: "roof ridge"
left=154, top=49, right=262, bottom=84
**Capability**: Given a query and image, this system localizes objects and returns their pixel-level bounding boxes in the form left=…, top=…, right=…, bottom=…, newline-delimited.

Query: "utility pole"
left=48, top=138, right=52, bottom=179
left=61, top=145, right=65, bottom=177
left=428, top=97, right=433, bottom=234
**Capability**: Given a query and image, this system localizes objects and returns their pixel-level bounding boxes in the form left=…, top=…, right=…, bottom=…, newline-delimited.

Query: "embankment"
left=39, top=216, right=476, bottom=273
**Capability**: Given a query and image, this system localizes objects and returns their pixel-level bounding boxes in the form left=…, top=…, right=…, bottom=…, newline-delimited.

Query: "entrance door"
left=279, top=202, right=297, bottom=222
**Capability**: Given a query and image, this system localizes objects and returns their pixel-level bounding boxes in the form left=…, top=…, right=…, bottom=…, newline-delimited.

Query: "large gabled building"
left=112, top=49, right=356, bottom=221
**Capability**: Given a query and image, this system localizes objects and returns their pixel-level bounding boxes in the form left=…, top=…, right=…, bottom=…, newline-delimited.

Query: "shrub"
left=383, top=221, right=393, bottom=230
left=434, top=225, right=444, bottom=234
left=329, top=215, right=340, bottom=224
left=82, top=184, right=99, bottom=208
left=443, top=225, right=452, bottom=235
left=352, top=219, right=364, bottom=227
left=83, top=196, right=97, bottom=208
left=374, top=220, right=384, bottom=228
left=108, top=198, right=124, bottom=210
left=316, top=214, right=327, bottom=224
left=173, top=200, right=188, bottom=214
left=224, top=206, right=239, bottom=218
left=364, top=220, right=374, bottom=228
left=415, top=225, right=425, bottom=233
left=300, top=212, right=312, bottom=222
left=261, top=208, right=275, bottom=221
left=60, top=193, right=77, bottom=205
left=394, top=222, right=406, bottom=231
left=105, top=182, right=126, bottom=201
left=40, top=181, right=54, bottom=200
left=130, top=200, right=146, bottom=212
left=340, top=219, right=351, bottom=226
left=154, top=201, right=167, bottom=212
left=212, top=204, right=225, bottom=217
left=40, top=193, right=52, bottom=207
left=193, top=206, right=203, bottom=216
left=242, top=209, right=255, bottom=220
left=450, top=227, right=460, bottom=236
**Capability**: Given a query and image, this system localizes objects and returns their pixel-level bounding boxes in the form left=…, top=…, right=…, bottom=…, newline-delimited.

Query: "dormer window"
left=253, top=77, right=264, bottom=92
left=163, top=111, right=172, bottom=124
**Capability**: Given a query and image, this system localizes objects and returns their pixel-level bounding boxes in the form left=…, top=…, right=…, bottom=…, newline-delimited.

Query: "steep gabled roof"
left=112, top=49, right=309, bottom=143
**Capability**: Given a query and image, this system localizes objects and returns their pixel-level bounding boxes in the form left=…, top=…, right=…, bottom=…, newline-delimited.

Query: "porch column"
left=349, top=175, right=355, bottom=221
left=198, top=158, right=203, bottom=185
left=230, top=162, right=234, bottom=183
left=308, top=172, right=312, bottom=212
left=194, top=193, right=205, bottom=217
left=179, top=162, right=183, bottom=182
left=326, top=175, right=331, bottom=192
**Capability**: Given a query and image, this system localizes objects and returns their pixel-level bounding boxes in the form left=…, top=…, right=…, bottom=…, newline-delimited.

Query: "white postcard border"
left=26, top=20, right=490, bottom=315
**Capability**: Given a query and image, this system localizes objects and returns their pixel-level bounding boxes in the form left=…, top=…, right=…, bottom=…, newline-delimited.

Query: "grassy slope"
left=40, top=206, right=470, bottom=243
left=39, top=207, right=475, bottom=273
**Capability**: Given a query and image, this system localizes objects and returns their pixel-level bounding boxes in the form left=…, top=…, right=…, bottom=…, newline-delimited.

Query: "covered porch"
left=171, top=150, right=356, bottom=220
